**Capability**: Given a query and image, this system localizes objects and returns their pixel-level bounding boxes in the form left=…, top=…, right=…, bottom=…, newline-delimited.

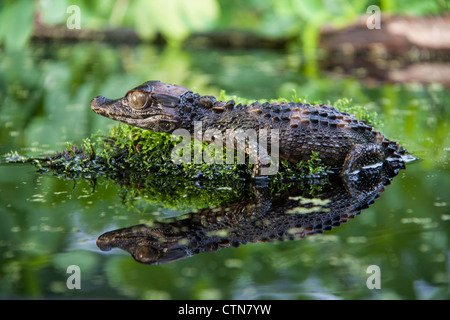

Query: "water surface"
left=0, top=42, right=449, bottom=299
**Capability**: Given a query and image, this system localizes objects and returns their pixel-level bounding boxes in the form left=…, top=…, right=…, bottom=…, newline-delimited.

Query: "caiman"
left=96, top=164, right=400, bottom=265
left=90, top=80, right=411, bottom=176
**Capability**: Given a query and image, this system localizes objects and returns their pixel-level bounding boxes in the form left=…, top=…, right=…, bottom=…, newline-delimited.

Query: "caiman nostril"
left=90, top=96, right=104, bottom=107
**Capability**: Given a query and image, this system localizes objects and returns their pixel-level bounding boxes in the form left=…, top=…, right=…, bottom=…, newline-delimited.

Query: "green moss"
left=332, top=97, right=381, bottom=127
left=115, top=176, right=253, bottom=214
left=43, top=124, right=328, bottom=183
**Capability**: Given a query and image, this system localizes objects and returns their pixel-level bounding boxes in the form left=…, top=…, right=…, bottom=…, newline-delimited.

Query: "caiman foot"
left=341, top=143, right=385, bottom=176
left=251, top=158, right=279, bottom=179
left=251, top=163, right=269, bottom=180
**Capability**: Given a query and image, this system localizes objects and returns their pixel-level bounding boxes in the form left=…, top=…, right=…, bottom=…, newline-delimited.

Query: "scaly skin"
left=96, top=165, right=400, bottom=265
left=90, top=80, right=410, bottom=175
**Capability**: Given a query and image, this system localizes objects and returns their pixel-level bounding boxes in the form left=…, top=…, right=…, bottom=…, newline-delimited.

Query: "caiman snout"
left=96, top=234, right=112, bottom=251
left=90, top=95, right=123, bottom=118
left=90, top=96, right=108, bottom=113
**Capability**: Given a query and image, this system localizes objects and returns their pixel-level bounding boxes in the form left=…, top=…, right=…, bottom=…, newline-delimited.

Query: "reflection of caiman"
left=97, top=165, right=402, bottom=265
left=90, top=81, right=411, bottom=175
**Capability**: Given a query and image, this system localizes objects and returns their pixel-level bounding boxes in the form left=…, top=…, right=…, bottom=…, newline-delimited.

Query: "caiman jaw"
left=96, top=224, right=191, bottom=265
left=91, top=95, right=142, bottom=128
left=90, top=95, right=129, bottom=120
left=90, top=81, right=192, bottom=132
left=90, top=95, right=179, bottom=132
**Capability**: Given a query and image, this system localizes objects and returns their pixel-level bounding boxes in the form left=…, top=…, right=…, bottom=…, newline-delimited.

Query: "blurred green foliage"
left=1, top=0, right=448, bottom=52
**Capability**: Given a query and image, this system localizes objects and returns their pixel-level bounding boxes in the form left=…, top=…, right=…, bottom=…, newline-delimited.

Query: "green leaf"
left=0, top=0, right=35, bottom=52
left=132, top=0, right=218, bottom=42
left=39, top=0, right=69, bottom=25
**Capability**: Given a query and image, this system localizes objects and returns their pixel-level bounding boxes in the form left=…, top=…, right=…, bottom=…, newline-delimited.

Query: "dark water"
left=0, top=42, right=449, bottom=299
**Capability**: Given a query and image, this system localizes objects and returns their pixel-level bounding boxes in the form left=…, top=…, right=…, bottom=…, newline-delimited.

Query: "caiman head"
left=96, top=223, right=193, bottom=265
left=90, top=80, right=192, bottom=132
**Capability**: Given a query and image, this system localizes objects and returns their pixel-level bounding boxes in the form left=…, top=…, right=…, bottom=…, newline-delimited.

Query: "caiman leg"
left=341, top=143, right=385, bottom=175
left=249, top=140, right=271, bottom=178
left=249, top=130, right=279, bottom=178
left=249, top=143, right=279, bottom=178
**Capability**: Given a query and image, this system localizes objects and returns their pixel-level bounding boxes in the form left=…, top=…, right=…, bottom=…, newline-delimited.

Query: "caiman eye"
left=129, top=91, right=149, bottom=109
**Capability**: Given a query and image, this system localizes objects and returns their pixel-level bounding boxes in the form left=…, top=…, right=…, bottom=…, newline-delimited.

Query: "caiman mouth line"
left=110, top=113, right=168, bottom=120
left=91, top=103, right=168, bottom=120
